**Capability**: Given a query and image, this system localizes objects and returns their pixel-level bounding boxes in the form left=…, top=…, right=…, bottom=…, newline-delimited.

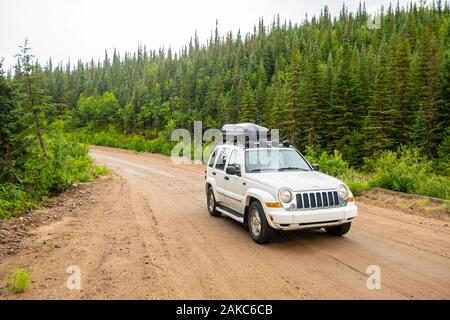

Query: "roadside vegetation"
left=0, top=44, right=105, bottom=220
left=305, top=147, right=449, bottom=199
left=6, top=267, right=30, bottom=294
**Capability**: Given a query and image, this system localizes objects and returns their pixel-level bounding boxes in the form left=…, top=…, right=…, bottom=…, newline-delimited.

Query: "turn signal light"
left=348, top=197, right=354, bottom=203
left=265, top=202, right=283, bottom=208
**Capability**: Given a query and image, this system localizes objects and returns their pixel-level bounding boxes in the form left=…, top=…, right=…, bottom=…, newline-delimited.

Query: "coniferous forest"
left=1, top=2, right=450, bottom=218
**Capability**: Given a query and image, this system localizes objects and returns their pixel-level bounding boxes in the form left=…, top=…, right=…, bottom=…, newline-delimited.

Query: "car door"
left=223, top=149, right=246, bottom=212
left=213, top=147, right=230, bottom=203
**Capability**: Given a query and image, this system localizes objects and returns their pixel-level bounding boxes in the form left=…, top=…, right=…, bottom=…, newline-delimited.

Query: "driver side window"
left=226, top=150, right=241, bottom=170
left=215, top=148, right=229, bottom=171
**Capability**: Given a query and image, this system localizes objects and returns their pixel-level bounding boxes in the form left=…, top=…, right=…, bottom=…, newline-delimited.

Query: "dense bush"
left=367, top=148, right=449, bottom=199
left=305, top=146, right=449, bottom=199
left=0, top=122, right=105, bottom=219
left=23, top=129, right=95, bottom=198
left=69, top=128, right=176, bottom=156
left=305, top=147, right=371, bottom=195
left=0, top=183, right=34, bottom=219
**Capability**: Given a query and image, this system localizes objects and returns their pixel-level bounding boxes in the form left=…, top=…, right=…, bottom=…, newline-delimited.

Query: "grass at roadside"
left=6, top=267, right=30, bottom=294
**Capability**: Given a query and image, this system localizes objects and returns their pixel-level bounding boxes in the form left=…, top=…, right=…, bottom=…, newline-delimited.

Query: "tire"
left=248, top=201, right=276, bottom=244
left=325, top=222, right=351, bottom=236
left=207, top=187, right=221, bottom=217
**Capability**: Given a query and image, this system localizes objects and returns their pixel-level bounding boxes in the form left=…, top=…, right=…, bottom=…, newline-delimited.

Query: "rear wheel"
left=325, top=222, right=351, bottom=236
left=207, top=187, right=221, bottom=217
left=248, top=201, right=276, bottom=244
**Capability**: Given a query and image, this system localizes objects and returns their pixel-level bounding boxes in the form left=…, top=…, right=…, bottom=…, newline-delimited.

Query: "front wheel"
left=207, top=187, right=221, bottom=217
left=325, top=222, right=351, bottom=236
left=248, top=201, right=276, bottom=244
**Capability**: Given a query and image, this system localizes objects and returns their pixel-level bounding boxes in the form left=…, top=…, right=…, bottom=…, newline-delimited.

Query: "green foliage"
left=69, top=128, right=176, bottom=156
left=367, top=147, right=449, bottom=199
left=305, top=146, right=449, bottom=199
left=73, top=92, right=120, bottom=129
left=366, top=148, right=429, bottom=193
left=21, top=122, right=96, bottom=199
left=7, top=267, right=31, bottom=294
left=304, top=146, right=350, bottom=177
left=0, top=183, right=34, bottom=219
left=0, top=46, right=103, bottom=220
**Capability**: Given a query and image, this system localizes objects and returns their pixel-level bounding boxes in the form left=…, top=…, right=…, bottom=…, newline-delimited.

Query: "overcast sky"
left=1, top=0, right=412, bottom=69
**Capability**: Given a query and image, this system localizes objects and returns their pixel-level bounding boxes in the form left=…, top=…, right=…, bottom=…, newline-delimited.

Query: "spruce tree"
left=240, top=82, right=256, bottom=122
left=363, top=40, right=396, bottom=155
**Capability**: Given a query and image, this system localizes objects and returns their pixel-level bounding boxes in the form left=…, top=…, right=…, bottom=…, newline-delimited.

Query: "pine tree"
left=415, top=30, right=441, bottom=157
left=392, top=37, right=413, bottom=144
left=411, top=107, right=428, bottom=151
left=328, top=42, right=356, bottom=151
left=300, top=53, right=320, bottom=147
left=363, top=40, right=396, bottom=155
left=240, top=82, right=256, bottom=122
left=14, top=40, right=50, bottom=157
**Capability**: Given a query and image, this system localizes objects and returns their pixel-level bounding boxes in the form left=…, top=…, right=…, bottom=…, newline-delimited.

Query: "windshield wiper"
left=278, top=167, right=308, bottom=172
left=249, top=168, right=277, bottom=172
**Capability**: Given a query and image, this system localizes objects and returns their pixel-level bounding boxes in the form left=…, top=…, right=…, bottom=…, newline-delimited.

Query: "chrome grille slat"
left=296, top=190, right=340, bottom=210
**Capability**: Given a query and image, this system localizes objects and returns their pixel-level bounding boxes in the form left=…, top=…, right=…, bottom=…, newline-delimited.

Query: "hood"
left=246, top=171, right=344, bottom=192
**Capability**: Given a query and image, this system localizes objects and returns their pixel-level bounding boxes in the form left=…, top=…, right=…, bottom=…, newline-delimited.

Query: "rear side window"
left=208, top=149, right=218, bottom=168
left=215, top=148, right=229, bottom=171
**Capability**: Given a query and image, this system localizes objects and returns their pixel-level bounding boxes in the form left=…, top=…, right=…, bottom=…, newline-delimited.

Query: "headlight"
left=278, top=188, right=293, bottom=203
left=338, top=184, right=349, bottom=201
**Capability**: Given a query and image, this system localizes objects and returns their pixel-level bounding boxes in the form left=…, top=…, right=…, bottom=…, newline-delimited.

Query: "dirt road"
left=1, top=146, right=449, bottom=299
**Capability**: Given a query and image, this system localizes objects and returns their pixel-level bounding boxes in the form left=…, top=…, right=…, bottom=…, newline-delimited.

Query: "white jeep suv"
left=205, top=124, right=357, bottom=244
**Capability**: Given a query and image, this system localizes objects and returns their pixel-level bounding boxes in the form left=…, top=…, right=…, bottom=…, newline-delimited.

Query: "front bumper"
left=265, top=203, right=357, bottom=230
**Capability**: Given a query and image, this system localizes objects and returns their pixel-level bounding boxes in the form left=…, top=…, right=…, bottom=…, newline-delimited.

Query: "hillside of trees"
left=1, top=1, right=450, bottom=218
left=9, top=1, right=447, bottom=165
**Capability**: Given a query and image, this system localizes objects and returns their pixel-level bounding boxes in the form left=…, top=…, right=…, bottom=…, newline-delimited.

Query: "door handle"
left=212, top=172, right=216, bottom=176
left=224, top=176, right=230, bottom=180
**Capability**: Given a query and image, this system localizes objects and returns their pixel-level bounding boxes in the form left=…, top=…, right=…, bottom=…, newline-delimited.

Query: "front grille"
left=296, top=191, right=340, bottom=209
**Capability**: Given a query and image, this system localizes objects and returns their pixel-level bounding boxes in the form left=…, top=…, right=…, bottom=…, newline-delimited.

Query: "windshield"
left=245, top=149, right=312, bottom=173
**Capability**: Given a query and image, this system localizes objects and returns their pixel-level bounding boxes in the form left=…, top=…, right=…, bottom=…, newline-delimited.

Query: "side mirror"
left=226, top=165, right=241, bottom=176
left=312, top=164, right=320, bottom=171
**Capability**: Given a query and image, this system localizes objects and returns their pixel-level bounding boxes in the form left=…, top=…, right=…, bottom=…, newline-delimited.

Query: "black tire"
left=325, top=222, right=351, bottom=236
left=207, top=187, right=221, bottom=217
left=248, top=201, right=276, bottom=244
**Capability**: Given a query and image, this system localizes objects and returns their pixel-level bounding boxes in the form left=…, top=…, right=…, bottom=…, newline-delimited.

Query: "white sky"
left=1, top=0, right=411, bottom=69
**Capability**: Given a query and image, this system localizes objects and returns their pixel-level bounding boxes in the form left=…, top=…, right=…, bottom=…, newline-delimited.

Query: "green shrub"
left=69, top=128, right=177, bottom=156
left=305, top=146, right=449, bottom=199
left=304, top=146, right=351, bottom=177
left=340, top=171, right=372, bottom=195
left=22, top=126, right=96, bottom=198
left=1, top=122, right=99, bottom=219
left=0, top=183, right=33, bottom=219
left=7, top=267, right=30, bottom=294
left=366, top=147, right=449, bottom=200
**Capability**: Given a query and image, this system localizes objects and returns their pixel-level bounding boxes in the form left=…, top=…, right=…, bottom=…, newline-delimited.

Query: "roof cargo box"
left=221, top=123, right=270, bottom=147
